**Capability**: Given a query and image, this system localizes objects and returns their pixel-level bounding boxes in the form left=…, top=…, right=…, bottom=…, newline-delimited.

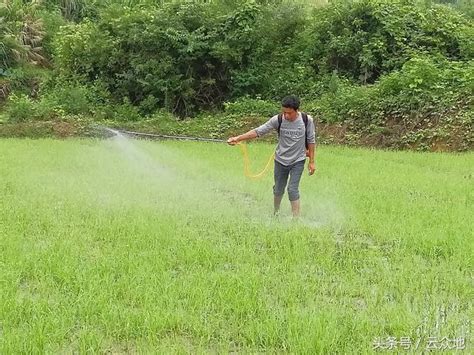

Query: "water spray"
left=105, top=127, right=226, bottom=143
left=99, top=125, right=273, bottom=179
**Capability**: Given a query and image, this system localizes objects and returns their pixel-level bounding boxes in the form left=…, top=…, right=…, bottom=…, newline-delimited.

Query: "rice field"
left=1, top=136, right=472, bottom=353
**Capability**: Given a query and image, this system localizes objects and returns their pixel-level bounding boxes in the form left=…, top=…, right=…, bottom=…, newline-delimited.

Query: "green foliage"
left=0, top=0, right=49, bottom=68
left=53, top=20, right=114, bottom=79
left=308, top=0, right=473, bottom=83
left=224, top=97, right=277, bottom=117
left=313, top=81, right=382, bottom=124
left=44, top=83, right=91, bottom=115
left=0, top=3, right=24, bottom=68
left=378, top=56, right=473, bottom=111
left=7, top=66, right=50, bottom=96
left=37, top=9, right=67, bottom=59
left=313, top=55, right=473, bottom=130
left=0, top=1, right=56, bottom=107
left=49, top=0, right=472, bottom=116
left=113, top=98, right=142, bottom=121
left=1, top=0, right=473, bottom=150
left=228, top=1, right=317, bottom=99
left=6, top=77, right=113, bottom=121
left=53, top=3, right=218, bottom=116
left=135, top=110, right=263, bottom=140
left=6, top=92, right=61, bottom=122
left=52, top=1, right=320, bottom=116
left=433, top=0, right=474, bottom=18
left=42, top=0, right=95, bottom=22
left=5, top=93, right=36, bottom=122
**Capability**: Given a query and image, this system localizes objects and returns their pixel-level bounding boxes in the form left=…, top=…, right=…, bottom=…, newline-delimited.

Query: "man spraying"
left=227, top=96, right=316, bottom=217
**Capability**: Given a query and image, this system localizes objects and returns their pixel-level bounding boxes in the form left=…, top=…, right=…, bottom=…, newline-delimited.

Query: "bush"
left=307, top=0, right=473, bottom=83
left=378, top=56, right=474, bottom=113
left=6, top=78, right=112, bottom=121
left=311, top=55, right=473, bottom=127
left=228, top=1, right=314, bottom=99
left=46, top=84, right=91, bottom=115
left=51, top=1, right=315, bottom=116
left=112, top=98, right=143, bottom=122
left=314, top=80, right=382, bottom=125
left=6, top=94, right=36, bottom=122
left=49, top=0, right=473, bottom=119
left=52, top=3, right=243, bottom=117
left=7, top=66, right=50, bottom=97
left=224, top=97, right=277, bottom=117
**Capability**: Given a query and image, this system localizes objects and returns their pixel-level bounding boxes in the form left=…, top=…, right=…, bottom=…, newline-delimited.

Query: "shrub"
left=307, top=0, right=473, bottom=83
left=6, top=94, right=37, bottom=122
left=311, top=55, right=473, bottom=126
left=224, top=97, right=277, bottom=117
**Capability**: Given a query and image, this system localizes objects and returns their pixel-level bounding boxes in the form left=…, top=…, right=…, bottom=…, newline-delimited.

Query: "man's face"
left=282, top=107, right=298, bottom=121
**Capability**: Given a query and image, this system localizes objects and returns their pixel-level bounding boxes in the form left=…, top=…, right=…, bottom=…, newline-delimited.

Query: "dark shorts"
left=273, top=159, right=305, bottom=201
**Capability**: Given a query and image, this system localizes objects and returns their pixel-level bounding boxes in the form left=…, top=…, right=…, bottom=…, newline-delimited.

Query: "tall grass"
left=0, top=138, right=472, bottom=352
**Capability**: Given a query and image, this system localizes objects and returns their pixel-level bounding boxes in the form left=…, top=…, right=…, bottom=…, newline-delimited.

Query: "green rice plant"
left=0, top=138, right=472, bottom=352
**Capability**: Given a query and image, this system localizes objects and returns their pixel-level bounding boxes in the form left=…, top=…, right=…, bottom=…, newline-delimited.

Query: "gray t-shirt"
left=255, top=112, right=316, bottom=166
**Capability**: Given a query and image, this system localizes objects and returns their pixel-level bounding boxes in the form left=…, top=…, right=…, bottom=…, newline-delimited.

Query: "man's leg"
left=287, top=160, right=305, bottom=217
left=290, top=199, right=300, bottom=218
left=274, top=195, right=283, bottom=215
left=273, top=160, right=289, bottom=215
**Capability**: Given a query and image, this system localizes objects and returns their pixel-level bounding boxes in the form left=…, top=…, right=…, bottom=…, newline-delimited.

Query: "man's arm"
left=306, top=115, right=317, bottom=175
left=307, top=144, right=316, bottom=175
left=227, top=130, right=258, bottom=145
left=228, top=115, right=278, bottom=145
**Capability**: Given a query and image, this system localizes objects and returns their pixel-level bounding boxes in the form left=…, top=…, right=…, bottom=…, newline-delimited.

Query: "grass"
left=0, top=137, right=472, bottom=353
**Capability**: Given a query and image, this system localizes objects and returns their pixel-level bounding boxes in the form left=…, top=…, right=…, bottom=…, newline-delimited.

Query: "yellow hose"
left=238, top=142, right=275, bottom=179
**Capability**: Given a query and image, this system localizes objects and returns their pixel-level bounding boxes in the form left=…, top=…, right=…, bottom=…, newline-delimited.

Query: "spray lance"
left=103, top=127, right=273, bottom=179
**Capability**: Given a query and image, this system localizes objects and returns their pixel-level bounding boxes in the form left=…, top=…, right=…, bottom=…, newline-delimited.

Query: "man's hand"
left=308, top=161, right=316, bottom=175
left=227, top=136, right=240, bottom=145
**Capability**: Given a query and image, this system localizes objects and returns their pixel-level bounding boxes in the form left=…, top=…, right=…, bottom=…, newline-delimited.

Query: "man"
left=227, top=95, right=316, bottom=217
